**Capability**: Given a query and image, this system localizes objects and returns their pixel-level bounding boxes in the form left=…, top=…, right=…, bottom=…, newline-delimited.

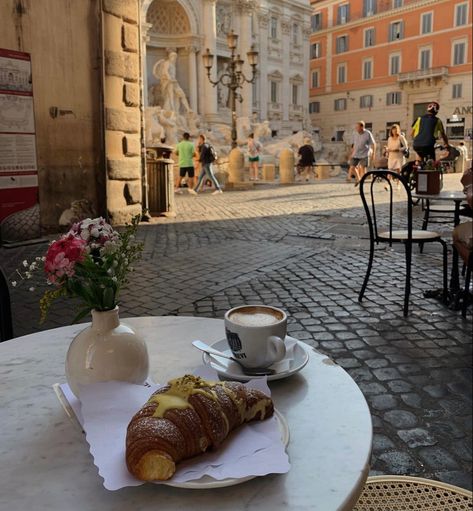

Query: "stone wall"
left=0, top=0, right=105, bottom=230
left=102, top=0, right=143, bottom=225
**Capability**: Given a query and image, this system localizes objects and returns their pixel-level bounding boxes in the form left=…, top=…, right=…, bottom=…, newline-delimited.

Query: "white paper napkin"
left=64, top=367, right=290, bottom=490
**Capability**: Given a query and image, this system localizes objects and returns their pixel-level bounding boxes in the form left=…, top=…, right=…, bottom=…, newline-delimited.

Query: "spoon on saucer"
left=192, top=340, right=275, bottom=377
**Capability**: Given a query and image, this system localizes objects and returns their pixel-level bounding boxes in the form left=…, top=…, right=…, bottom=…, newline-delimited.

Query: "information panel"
left=0, top=48, right=38, bottom=224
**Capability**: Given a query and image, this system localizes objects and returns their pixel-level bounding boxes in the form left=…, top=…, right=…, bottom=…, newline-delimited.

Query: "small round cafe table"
left=0, top=316, right=372, bottom=511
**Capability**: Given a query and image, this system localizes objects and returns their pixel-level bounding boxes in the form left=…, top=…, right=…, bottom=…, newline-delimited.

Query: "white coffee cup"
left=224, top=305, right=287, bottom=368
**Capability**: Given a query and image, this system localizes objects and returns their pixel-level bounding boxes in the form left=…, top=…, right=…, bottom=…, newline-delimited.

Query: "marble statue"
left=253, top=121, right=272, bottom=142
left=152, top=52, right=191, bottom=114
left=145, top=106, right=178, bottom=146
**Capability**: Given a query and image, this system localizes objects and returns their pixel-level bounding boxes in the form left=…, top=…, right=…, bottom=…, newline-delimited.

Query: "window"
left=270, top=81, right=278, bottom=103
left=292, top=84, right=299, bottom=105
left=363, top=59, right=373, bottom=80
left=335, top=130, right=345, bottom=141
left=365, top=122, right=373, bottom=132
left=364, top=28, right=375, bottom=47
left=363, top=0, right=377, bottom=16
left=336, top=35, right=349, bottom=53
left=292, top=24, right=299, bottom=45
left=386, top=92, right=402, bottom=105
left=393, top=0, right=403, bottom=6
left=419, top=48, right=431, bottom=70
left=311, top=70, right=320, bottom=88
left=390, top=54, right=400, bottom=75
left=311, top=12, right=322, bottom=31
left=270, top=17, right=278, bottom=39
left=337, top=4, right=350, bottom=24
left=452, top=83, right=462, bottom=98
left=360, top=95, right=373, bottom=108
left=337, top=64, right=347, bottom=84
left=453, top=41, right=466, bottom=65
left=334, top=98, right=347, bottom=111
left=389, top=21, right=404, bottom=41
left=311, top=42, right=321, bottom=59
left=455, top=3, right=468, bottom=26
left=309, top=101, right=320, bottom=113
left=421, top=12, right=433, bottom=34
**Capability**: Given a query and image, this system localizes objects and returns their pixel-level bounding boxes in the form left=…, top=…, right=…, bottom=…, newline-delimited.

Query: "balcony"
left=267, top=102, right=282, bottom=120
left=397, top=67, right=449, bottom=87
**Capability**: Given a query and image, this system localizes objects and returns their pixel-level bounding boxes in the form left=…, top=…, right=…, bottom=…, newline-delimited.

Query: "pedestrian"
left=348, top=121, right=376, bottom=187
left=174, top=132, right=197, bottom=195
left=193, top=134, right=223, bottom=195
left=385, top=124, right=408, bottom=189
left=247, top=133, right=262, bottom=181
left=297, top=137, right=316, bottom=182
left=411, top=101, right=449, bottom=161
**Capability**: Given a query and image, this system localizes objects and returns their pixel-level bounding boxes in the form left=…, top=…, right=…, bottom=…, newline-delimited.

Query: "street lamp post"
left=202, top=30, right=258, bottom=148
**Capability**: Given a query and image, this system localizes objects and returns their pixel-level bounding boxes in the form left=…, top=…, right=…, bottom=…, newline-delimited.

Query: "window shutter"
left=346, top=4, right=350, bottom=21
left=389, top=24, right=393, bottom=42
left=400, top=21, right=404, bottom=39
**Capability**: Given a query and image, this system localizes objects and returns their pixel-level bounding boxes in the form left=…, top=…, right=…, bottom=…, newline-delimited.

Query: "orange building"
left=309, top=0, right=472, bottom=149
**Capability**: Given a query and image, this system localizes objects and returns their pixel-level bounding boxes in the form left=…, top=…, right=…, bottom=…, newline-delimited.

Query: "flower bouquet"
left=16, top=216, right=149, bottom=396
left=17, top=216, right=143, bottom=323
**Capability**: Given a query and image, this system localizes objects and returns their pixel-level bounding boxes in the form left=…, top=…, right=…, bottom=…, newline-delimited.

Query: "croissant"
left=126, top=374, right=274, bottom=481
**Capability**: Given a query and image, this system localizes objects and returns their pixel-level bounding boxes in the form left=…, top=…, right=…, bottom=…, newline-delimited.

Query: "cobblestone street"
left=2, top=174, right=471, bottom=489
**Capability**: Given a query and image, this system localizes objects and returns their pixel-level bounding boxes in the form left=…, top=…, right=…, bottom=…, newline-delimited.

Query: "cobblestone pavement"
left=1, top=174, right=471, bottom=489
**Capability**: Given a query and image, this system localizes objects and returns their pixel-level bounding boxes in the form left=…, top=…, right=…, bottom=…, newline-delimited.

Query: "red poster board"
left=0, top=48, right=39, bottom=223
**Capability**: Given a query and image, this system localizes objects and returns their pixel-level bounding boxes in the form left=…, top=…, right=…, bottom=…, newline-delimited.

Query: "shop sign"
left=453, top=106, right=473, bottom=115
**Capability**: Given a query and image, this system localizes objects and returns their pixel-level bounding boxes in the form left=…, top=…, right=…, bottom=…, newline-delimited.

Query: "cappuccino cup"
left=224, top=305, right=287, bottom=368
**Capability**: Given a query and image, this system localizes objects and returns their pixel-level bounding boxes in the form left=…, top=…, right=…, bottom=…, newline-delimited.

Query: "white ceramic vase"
left=65, top=307, right=149, bottom=397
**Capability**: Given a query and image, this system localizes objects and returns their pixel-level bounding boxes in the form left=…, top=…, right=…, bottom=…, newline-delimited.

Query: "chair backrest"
left=0, top=267, right=13, bottom=341
left=359, top=170, right=413, bottom=245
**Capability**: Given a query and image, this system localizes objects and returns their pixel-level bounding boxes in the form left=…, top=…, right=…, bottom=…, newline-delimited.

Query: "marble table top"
left=0, top=316, right=372, bottom=511
left=412, top=190, right=466, bottom=201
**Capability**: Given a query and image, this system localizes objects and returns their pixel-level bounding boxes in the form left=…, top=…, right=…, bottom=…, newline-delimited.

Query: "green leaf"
left=71, top=307, right=92, bottom=324
left=102, top=287, right=116, bottom=310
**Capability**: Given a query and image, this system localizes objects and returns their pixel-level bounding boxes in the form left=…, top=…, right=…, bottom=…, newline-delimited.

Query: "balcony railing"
left=268, top=102, right=282, bottom=111
left=290, top=104, right=303, bottom=112
left=397, top=66, right=449, bottom=83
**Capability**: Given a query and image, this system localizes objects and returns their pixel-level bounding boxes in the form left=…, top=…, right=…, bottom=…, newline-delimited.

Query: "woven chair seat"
left=378, top=229, right=440, bottom=241
left=353, top=476, right=473, bottom=511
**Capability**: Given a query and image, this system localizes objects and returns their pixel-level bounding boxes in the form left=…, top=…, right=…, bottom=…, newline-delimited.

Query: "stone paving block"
left=378, top=451, right=421, bottom=475
left=398, top=428, right=437, bottom=448
left=419, top=447, right=460, bottom=470
left=384, top=410, right=418, bottom=428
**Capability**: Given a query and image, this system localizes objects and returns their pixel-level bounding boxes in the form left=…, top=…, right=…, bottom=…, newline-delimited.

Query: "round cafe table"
left=0, top=316, right=372, bottom=511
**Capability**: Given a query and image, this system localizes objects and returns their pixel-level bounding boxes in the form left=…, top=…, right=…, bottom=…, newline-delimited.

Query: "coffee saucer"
left=202, top=336, right=309, bottom=382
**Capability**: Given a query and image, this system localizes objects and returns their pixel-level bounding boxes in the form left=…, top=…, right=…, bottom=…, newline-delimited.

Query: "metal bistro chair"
left=0, top=267, right=13, bottom=341
left=358, top=170, right=448, bottom=317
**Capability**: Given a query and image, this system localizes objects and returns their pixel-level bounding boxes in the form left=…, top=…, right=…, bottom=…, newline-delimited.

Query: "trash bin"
left=146, top=156, right=175, bottom=217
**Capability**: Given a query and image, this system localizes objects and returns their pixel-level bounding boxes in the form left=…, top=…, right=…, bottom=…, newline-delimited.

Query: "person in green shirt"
left=175, top=132, right=197, bottom=194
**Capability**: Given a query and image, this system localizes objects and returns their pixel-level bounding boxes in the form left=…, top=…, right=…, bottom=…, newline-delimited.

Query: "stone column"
left=187, top=46, right=198, bottom=112
left=102, top=0, right=142, bottom=225
left=237, top=2, right=254, bottom=119
left=257, top=10, right=269, bottom=121
left=202, top=0, right=218, bottom=122
left=280, top=17, right=291, bottom=128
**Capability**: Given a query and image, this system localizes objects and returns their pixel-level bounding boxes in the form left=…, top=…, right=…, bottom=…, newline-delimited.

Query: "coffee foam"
left=228, top=306, right=283, bottom=327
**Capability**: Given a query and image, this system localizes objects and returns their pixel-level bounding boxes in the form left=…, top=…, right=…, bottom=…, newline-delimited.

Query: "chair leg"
left=440, top=240, right=448, bottom=304
left=419, top=203, right=430, bottom=254
left=359, top=240, right=375, bottom=302
left=404, top=242, right=412, bottom=316
left=461, top=262, right=466, bottom=277
left=462, top=265, right=471, bottom=318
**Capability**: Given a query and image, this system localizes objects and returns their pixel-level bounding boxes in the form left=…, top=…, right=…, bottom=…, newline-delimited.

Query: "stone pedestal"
left=228, top=148, right=245, bottom=184
left=262, top=164, right=276, bottom=181
left=316, top=165, right=331, bottom=179
left=279, top=149, right=295, bottom=184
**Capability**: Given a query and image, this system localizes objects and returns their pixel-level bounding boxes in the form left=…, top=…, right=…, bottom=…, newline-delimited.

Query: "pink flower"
left=44, top=234, right=87, bottom=284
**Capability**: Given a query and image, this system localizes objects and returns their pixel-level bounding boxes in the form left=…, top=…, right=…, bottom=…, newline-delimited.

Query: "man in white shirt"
left=348, top=121, right=376, bottom=187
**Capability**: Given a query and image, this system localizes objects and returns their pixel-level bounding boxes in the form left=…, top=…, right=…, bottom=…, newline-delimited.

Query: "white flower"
left=90, top=227, right=100, bottom=238
left=80, top=229, right=90, bottom=241
left=111, top=276, right=117, bottom=282
left=29, top=287, right=35, bottom=292
left=11, top=281, right=17, bottom=287
left=23, top=260, right=28, bottom=267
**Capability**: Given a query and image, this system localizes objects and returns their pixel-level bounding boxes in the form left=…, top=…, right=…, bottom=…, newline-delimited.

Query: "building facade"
left=309, top=0, right=472, bottom=148
left=143, top=0, right=311, bottom=137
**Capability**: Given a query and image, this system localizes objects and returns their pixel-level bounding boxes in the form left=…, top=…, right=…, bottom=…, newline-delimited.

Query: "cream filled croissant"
left=125, top=375, right=274, bottom=481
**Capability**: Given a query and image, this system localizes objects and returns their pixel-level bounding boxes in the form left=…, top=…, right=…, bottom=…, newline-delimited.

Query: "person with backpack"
left=411, top=102, right=449, bottom=161
left=193, top=134, right=223, bottom=195
left=297, top=137, right=316, bottom=182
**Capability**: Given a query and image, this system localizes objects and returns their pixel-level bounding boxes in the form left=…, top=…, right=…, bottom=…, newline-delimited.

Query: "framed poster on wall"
left=0, top=48, right=40, bottom=242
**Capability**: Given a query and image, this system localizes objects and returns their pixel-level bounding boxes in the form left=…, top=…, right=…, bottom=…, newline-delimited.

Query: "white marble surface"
left=0, top=316, right=372, bottom=511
